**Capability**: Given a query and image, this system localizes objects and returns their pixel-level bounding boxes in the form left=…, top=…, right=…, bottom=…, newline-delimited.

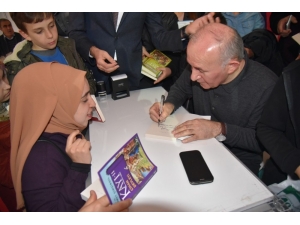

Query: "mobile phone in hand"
left=179, top=150, right=214, bottom=185
left=286, top=15, right=292, bottom=30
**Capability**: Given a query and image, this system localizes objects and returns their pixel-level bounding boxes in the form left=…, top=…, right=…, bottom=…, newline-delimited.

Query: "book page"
left=145, top=113, right=211, bottom=141
left=91, top=95, right=105, bottom=122
left=292, top=32, right=300, bottom=45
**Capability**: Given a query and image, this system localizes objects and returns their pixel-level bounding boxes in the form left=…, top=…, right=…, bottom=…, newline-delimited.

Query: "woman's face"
left=0, top=69, right=11, bottom=103
left=74, top=79, right=95, bottom=127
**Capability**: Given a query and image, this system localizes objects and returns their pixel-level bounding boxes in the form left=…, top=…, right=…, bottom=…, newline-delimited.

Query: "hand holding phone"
left=179, top=150, right=214, bottom=185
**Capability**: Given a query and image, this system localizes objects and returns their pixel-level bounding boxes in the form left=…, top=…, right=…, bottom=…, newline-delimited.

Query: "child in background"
left=4, top=12, right=96, bottom=94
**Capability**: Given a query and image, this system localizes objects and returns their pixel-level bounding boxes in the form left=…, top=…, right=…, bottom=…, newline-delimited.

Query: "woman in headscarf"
left=9, top=62, right=132, bottom=212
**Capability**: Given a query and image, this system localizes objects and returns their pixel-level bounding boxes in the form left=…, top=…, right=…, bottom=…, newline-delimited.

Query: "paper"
left=178, top=20, right=193, bottom=29
left=81, top=178, right=106, bottom=201
left=145, top=113, right=211, bottom=141
left=292, top=32, right=300, bottom=45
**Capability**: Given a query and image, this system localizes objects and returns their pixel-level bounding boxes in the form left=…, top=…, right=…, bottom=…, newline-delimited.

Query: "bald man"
left=149, top=23, right=278, bottom=175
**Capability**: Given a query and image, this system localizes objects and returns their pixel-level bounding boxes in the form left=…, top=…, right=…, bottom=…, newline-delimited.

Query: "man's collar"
left=4, top=33, right=15, bottom=40
left=220, top=53, right=249, bottom=93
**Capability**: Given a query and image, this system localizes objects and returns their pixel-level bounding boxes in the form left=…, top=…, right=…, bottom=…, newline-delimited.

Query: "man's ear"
left=226, top=59, right=240, bottom=74
left=19, top=29, right=31, bottom=41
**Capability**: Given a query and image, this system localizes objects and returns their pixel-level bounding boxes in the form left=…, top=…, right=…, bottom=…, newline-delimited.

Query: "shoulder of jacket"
left=3, top=40, right=29, bottom=64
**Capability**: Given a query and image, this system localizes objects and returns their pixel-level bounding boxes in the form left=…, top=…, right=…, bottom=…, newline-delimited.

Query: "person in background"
left=3, top=12, right=96, bottom=94
left=68, top=12, right=220, bottom=93
left=222, top=12, right=265, bottom=38
left=53, top=12, right=69, bottom=37
left=0, top=64, right=16, bottom=212
left=9, top=62, right=132, bottom=212
left=149, top=23, right=278, bottom=176
left=257, top=59, right=300, bottom=185
left=0, top=18, right=23, bottom=62
left=270, top=13, right=300, bottom=66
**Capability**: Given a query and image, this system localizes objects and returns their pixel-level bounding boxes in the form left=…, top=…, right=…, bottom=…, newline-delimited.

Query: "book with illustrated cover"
left=91, top=95, right=105, bottom=122
left=98, top=133, right=157, bottom=204
left=141, top=49, right=172, bottom=80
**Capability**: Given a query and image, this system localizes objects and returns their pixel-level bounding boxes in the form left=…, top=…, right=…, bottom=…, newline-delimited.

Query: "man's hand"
left=79, top=190, right=132, bottom=212
left=185, top=12, right=221, bottom=36
left=149, top=102, right=174, bottom=123
left=66, top=130, right=92, bottom=164
left=154, top=67, right=172, bottom=84
left=295, top=166, right=300, bottom=179
left=90, top=46, right=119, bottom=73
left=172, top=119, right=222, bottom=143
left=244, top=47, right=254, bottom=58
left=277, top=15, right=298, bottom=38
left=142, top=46, right=151, bottom=58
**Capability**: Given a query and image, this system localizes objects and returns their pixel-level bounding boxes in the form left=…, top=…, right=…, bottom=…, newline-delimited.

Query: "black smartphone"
left=179, top=150, right=214, bottom=185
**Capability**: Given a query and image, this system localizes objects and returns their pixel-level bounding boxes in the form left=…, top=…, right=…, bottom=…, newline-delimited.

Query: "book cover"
left=98, top=133, right=157, bottom=204
left=91, top=95, right=105, bottom=122
left=141, top=49, right=172, bottom=80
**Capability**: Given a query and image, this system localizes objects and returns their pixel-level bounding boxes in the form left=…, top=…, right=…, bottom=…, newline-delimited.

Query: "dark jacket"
left=22, top=132, right=90, bottom=212
left=257, top=60, right=300, bottom=185
left=0, top=33, right=23, bottom=57
left=242, top=29, right=285, bottom=76
left=68, top=12, right=183, bottom=92
left=4, top=36, right=96, bottom=94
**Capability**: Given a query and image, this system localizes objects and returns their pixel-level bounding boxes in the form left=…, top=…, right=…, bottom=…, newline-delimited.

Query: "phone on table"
left=286, top=15, right=292, bottom=30
left=179, top=150, right=214, bottom=185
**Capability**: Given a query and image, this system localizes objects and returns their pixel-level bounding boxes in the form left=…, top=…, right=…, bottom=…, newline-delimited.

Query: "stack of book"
left=141, top=49, right=172, bottom=81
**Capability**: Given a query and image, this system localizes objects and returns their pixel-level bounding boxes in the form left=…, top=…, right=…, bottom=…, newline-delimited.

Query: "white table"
left=89, top=86, right=273, bottom=212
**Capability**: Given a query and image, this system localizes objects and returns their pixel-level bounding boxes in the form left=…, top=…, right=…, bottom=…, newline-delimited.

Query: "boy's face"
left=20, top=16, right=58, bottom=51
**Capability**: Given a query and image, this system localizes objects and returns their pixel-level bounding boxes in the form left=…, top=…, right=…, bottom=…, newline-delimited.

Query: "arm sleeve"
left=145, top=13, right=183, bottom=52
left=225, top=85, right=276, bottom=153
left=257, top=76, right=300, bottom=174
left=165, top=65, right=193, bottom=111
left=253, top=13, right=265, bottom=29
left=22, top=142, right=89, bottom=212
left=68, top=12, right=95, bottom=64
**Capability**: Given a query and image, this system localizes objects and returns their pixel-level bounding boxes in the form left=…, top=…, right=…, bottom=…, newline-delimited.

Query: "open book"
left=145, top=113, right=211, bottom=141
left=91, top=95, right=105, bottom=122
left=141, top=49, right=172, bottom=80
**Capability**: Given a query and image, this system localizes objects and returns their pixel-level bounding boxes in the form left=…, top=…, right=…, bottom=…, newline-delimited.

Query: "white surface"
left=89, top=87, right=273, bottom=212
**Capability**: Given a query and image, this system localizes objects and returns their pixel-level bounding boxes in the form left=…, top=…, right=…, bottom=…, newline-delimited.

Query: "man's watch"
left=215, top=122, right=226, bottom=142
left=180, top=26, right=189, bottom=40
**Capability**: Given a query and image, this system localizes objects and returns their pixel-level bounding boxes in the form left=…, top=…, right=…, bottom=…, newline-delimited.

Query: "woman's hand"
left=79, top=190, right=132, bottom=212
left=66, top=130, right=92, bottom=164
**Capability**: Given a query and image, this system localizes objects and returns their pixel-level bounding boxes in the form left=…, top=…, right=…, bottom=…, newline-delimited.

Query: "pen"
left=158, top=95, right=165, bottom=126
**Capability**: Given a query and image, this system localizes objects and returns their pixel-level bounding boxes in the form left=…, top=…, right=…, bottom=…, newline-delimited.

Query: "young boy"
left=4, top=13, right=96, bottom=94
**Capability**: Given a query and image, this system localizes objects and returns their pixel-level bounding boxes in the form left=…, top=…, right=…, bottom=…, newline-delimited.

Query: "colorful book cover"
left=98, top=133, right=157, bottom=204
left=150, top=49, right=172, bottom=67
left=141, top=49, right=172, bottom=80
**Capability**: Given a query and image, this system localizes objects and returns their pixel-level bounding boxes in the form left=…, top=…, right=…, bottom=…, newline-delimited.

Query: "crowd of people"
left=0, top=12, right=299, bottom=212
